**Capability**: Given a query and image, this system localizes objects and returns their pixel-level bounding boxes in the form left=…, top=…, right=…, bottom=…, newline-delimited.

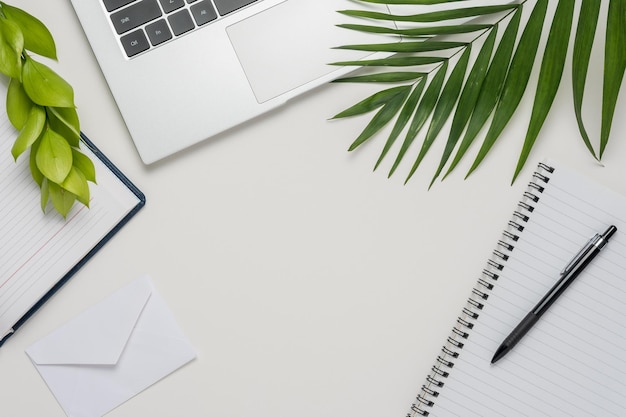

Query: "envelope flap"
left=26, top=277, right=153, bottom=365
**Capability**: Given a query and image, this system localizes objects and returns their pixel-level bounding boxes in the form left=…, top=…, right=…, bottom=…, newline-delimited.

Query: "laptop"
left=69, top=0, right=394, bottom=164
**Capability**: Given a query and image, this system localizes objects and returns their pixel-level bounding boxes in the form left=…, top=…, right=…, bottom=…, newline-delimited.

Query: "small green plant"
left=332, top=0, right=625, bottom=185
left=0, top=2, right=95, bottom=217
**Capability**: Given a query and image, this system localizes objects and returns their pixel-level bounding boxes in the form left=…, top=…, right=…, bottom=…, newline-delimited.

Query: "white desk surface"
left=2, top=1, right=625, bottom=416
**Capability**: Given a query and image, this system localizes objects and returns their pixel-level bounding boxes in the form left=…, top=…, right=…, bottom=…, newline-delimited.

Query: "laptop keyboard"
left=105, top=0, right=262, bottom=57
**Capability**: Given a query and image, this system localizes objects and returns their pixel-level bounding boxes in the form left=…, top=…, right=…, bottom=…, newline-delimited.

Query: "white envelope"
left=26, top=275, right=196, bottom=417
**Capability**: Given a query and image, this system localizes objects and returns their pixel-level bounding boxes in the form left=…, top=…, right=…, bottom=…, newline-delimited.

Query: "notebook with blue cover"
left=0, top=128, right=145, bottom=346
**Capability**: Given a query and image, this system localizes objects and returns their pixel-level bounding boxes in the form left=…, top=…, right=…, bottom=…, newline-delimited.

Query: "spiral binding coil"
left=408, top=163, right=555, bottom=417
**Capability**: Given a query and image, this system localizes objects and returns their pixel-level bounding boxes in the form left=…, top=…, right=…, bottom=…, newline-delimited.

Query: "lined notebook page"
left=412, top=162, right=626, bottom=417
left=0, top=102, right=141, bottom=340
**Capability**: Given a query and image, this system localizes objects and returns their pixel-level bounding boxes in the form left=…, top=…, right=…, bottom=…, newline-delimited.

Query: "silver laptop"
left=69, top=0, right=393, bottom=164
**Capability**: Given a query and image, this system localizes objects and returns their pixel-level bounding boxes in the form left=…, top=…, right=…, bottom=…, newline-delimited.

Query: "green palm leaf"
left=406, top=46, right=471, bottom=184
left=333, top=0, right=625, bottom=185
left=331, top=56, right=446, bottom=67
left=389, top=61, right=448, bottom=177
left=337, top=23, right=491, bottom=37
left=356, top=0, right=465, bottom=4
left=445, top=8, right=521, bottom=179
left=375, top=78, right=426, bottom=170
left=334, top=72, right=426, bottom=83
left=433, top=26, right=497, bottom=185
left=338, top=5, right=518, bottom=23
left=512, top=0, right=575, bottom=183
left=332, top=85, right=412, bottom=150
left=572, top=0, right=601, bottom=161
left=335, top=40, right=466, bottom=53
left=467, top=0, right=548, bottom=179
left=333, top=85, right=408, bottom=118
left=600, top=0, right=626, bottom=158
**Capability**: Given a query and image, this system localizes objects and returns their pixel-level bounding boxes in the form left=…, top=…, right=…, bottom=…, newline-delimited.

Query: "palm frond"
left=601, top=0, right=626, bottom=158
left=376, top=78, right=427, bottom=169
left=432, top=25, right=496, bottom=186
left=333, top=0, right=626, bottom=184
left=467, top=0, right=548, bottom=179
left=406, top=45, right=471, bottom=184
left=571, top=0, right=601, bottom=161
left=338, top=5, right=518, bottom=22
left=513, top=0, right=574, bottom=183
left=337, top=22, right=491, bottom=37
left=389, top=60, right=447, bottom=177
left=444, top=9, right=521, bottom=179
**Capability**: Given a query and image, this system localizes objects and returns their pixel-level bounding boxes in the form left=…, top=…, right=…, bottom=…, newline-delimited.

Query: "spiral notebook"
left=410, top=162, right=626, bottom=417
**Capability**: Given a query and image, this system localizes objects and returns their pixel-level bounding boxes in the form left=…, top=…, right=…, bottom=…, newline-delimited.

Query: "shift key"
left=111, top=0, right=162, bottom=34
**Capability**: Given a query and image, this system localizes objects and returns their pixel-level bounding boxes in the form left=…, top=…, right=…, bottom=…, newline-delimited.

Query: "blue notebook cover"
left=0, top=133, right=145, bottom=346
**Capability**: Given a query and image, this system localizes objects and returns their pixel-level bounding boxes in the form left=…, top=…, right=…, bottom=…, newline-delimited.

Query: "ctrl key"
left=120, top=29, right=150, bottom=57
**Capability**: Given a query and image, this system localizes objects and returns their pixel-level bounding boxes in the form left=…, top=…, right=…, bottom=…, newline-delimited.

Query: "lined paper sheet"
left=0, top=96, right=141, bottom=340
left=414, top=162, right=626, bottom=417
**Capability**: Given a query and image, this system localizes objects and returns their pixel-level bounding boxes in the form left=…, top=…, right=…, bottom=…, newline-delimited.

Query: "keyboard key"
left=103, top=0, right=135, bottom=12
left=190, top=1, right=217, bottom=26
left=120, top=29, right=150, bottom=57
left=145, top=19, right=173, bottom=46
left=213, top=0, right=258, bottom=16
left=158, top=0, right=185, bottom=14
left=111, top=0, right=161, bottom=34
left=168, top=9, right=195, bottom=36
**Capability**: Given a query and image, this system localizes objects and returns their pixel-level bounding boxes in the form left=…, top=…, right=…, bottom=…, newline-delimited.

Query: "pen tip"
left=491, top=344, right=508, bottom=364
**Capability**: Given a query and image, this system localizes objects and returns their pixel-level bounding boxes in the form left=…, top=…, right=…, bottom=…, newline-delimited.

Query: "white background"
left=1, top=1, right=625, bottom=416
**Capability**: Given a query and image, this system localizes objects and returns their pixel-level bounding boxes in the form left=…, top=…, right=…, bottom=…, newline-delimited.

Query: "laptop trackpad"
left=226, top=0, right=373, bottom=103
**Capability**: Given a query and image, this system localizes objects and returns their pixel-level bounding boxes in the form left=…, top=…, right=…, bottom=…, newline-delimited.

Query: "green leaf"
left=0, top=16, right=23, bottom=79
left=6, top=77, right=33, bottom=129
left=446, top=9, right=521, bottom=178
left=11, top=104, right=45, bottom=160
left=331, top=56, right=446, bottom=67
left=40, top=177, right=49, bottom=212
left=356, top=0, right=465, bottom=4
left=0, top=2, right=56, bottom=59
left=29, top=135, right=44, bottom=186
left=48, top=180, right=76, bottom=218
left=338, top=5, right=518, bottom=23
left=333, top=85, right=411, bottom=119
left=22, top=56, right=75, bottom=107
left=36, top=128, right=73, bottom=183
left=335, top=71, right=426, bottom=83
left=600, top=0, right=626, bottom=158
left=337, top=23, right=491, bottom=37
left=375, top=78, right=426, bottom=170
left=348, top=86, right=412, bottom=150
left=333, top=0, right=623, bottom=185
left=467, top=0, right=548, bottom=179
left=406, top=46, right=471, bottom=184
left=48, top=106, right=81, bottom=147
left=433, top=26, right=497, bottom=184
left=571, top=0, right=601, bottom=160
left=389, top=61, right=448, bottom=177
left=61, top=166, right=90, bottom=206
left=513, top=0, right=575, bottom=183
left=72, top=148, right=97, bottom=183
left=335, top=41, right=466, bottom=53
left=337, top=23, right=428, bottom=38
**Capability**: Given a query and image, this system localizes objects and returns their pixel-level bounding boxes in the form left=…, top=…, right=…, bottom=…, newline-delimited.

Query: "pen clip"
left=560, top=234, right=601, bottom=276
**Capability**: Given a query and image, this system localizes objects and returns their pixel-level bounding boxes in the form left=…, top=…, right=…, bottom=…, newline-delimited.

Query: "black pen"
left=491, top=225, right=618, bottom=364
